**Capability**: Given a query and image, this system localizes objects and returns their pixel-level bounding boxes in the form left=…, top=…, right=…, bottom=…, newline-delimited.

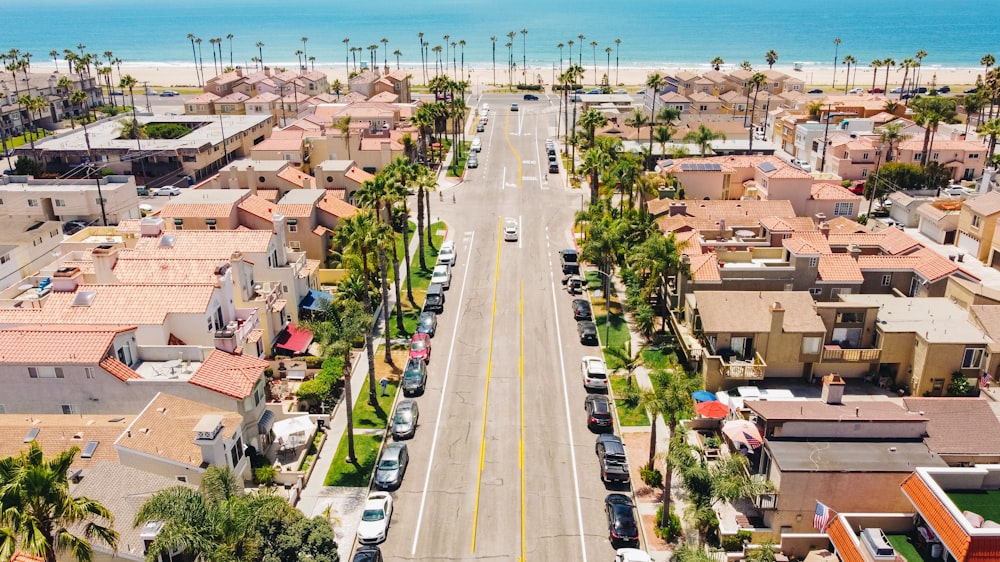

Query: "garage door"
left=957, top=232, right=981, bottom=256
left=919, top=220, right=942, bottom=243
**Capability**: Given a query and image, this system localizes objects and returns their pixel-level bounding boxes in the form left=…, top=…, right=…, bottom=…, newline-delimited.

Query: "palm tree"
left=520, top=29, right=528, bottom=80
left=842, top=55, right=857, bottom=92
left=256, top=41, right=265, bottom=68
left=832, top=37, right=842, bottom=89
left=195, top=37, right=205, bottom=85
left=392, top=49, right=402, bottom=69
left=710, top=56, right=724, bottom=71
left=614, top=38, right=622, bottom=85
left=567, top=39, right=574, bottom=69
left=186, top=34, right=200, bottom=85
left=764, top=49, right=778, bottom=69
left=57, top=75, right=73, bottom=124
left=343, top=37, right=351, bottom=74
left=227, top=33, right=234, bottom=67
left=70, top=89, right=88, bottom=130
left=605, top=47, right=612, bottom=85
left=882, top=58, right=896, bottom=92
left=386, top=158, right=417, bottom=304
left=899, top=57, right=916, bottom=96
left=653, top=126, right=674, bottom=158
left=0, top=441, right=119, bottom=562
left=913, top=50, right=928, bottom=93
left=414, top=166, right=437, bottom=270
left=49, top=49, right=59, bottom=71
left=979, top=117, right=1000, bottom=164
left=870, top=59, right=883, bottom=91
left=336, top=115, right=353, bottom=159
left=295, top=50, right=303, bottom=71
left=209, top=38, right=220, bottom=75
left=631, top=232, right=685, bottom=331
left=590, top=40, right=599, bottom=85
left=646, top=72, right=665, bottom=158
left=458, top=39, right=466, bottom=77
left=490, top=36, right=497, bottom=84
left=379, top=37, right=388, bottom=68
left=747, top=71, right=767, bottom=151
left=578, top=108, right=608, bottom=150
left=578, top=34, right=585, bottom=66
left=581, top=147, right=613, bottom=205
left=17, top=95, right=46, bottom=150
left=683, top=124, right=726, bottom=157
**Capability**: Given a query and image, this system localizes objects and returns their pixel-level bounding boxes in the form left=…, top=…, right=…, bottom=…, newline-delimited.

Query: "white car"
left=793, top=159, right=812, bottom=173
left=152, top=186, right=181, bottom=196
left=943, top=186, right=973, bottom=197
left=437, top=240, right=456, bottom=266
left=470, top=136, right=482, bottom=152
left=431, top=264, right=451, bottom=289
left=849, top=87, right=864, bottom=94
left=503, top=221, right=518, bottom=241
left=581, top=355, right=609, bottom=390
left=357, top=492, right=393, bottom=544
left=615, top=548, right=652, bottom=562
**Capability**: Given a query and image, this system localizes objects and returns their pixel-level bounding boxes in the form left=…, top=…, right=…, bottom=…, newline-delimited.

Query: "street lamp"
left=592, top=268, right=614, bottom=348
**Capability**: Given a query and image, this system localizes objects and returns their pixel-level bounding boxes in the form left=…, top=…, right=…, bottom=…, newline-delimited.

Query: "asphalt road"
left=375, top=92, right=636, bottom=561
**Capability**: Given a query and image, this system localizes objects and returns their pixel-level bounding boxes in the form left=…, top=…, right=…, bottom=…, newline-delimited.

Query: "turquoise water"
left=4, top=0, right=998, bottom=69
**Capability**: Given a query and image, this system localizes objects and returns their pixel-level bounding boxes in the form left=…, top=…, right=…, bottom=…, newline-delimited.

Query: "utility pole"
left=143, top=81, right=151, bottom=113
left=219, top=115, right=229, bottom=169
left=83, top=129, right=107, bottom=226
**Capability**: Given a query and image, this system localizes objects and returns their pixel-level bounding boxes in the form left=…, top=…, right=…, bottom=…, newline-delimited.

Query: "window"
left=96, top=198, right=106, bottom=205
left=836, top=312, right=864, bottom=323
left=969, top=153, right=980, bottom=159
left=808, top=287, right=822, bottom=296
left=176, top=476, right=188, bottom=483
left=973, top=215, right=981, bottom=228
left=932, top=152, right=939, bottom=161
left=861, top=168, right=868, bottom=178
left=802, top=337, right=821, bottom=354
left=0, top=405, right=4, bottom=414
left=862, top=152, right=869, bottom=160
left=289, top=241, right=301, bottom=250
left=882, top=274, right=892, bottom=286
left=808, top=257, right=818, bottom=267
left=288, top=224, right=298, bottom=233
left=85, top=367, right=95, bottom=379
left=55, top=199, right=65, bottom=207
left=29, top=367, right=64, bottom=378
left=28, top=199, right=38, bottom=207
left=258, top=176, right=266, bottom=183
left=61, top=404, right=78, bottom=415
left=843, top=151, right=849, bottom=158
left=963, top=348, right=985, bottom=369
left=834, top=202, right=853, bottom=216
left=931, top=379, right=944, bottom=391
left=914, top=153, right=923, bottom=162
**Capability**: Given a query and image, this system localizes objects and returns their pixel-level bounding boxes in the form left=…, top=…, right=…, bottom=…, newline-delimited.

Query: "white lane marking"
left=518, top=215, right=523, bottom=250
left=500, top=167, right=506, bottom=191
left=547, top=235, right=590, bottom=562
left=411, top=230, right=476, bottom=555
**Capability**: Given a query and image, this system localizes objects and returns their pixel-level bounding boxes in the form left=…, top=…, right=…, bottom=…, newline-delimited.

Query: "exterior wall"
left=859, top=270, right=914, bottom=296
left=769, top=421, right=926, bottom=440
left=909, top=339, right=995, bottom=397
left=0, top=224, right=64, bottom=291
left=166, top=207, right=242, bottom=231
left=804, top=198, right=859, bottom=220
left=674, top=171, right=725, bottom=200
left=0, top=176, right=141, bottom=224
left=956, top=207, right=998, bottom=263
left=761, top=177, right=813, bottom=215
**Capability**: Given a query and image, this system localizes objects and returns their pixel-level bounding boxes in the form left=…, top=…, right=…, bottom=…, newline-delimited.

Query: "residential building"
left=0, top=174, right=141, bottom=224
left=916, top=200, right=962, bottom=244
left=956, top=191, right=1000, bottom=263
left=897, top=139, right=986, bottom=182
left=0, top=69, right=104, bottom=137
left=687, top=92, right=723, bottom=115
left=314, top=159, right=375, bottom=204
left=185, top=92, right=220, bottom=115
left=0, top=217, right=65, bottom=291
left=902, top=397, right=1000, bottom=465
left=0, top=412, right=133, bottom=468
left=348, top=68, right=411, bottom=103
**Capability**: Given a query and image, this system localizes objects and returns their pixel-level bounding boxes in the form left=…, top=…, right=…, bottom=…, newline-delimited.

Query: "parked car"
left=159, top=90, right=179, bottom=97
left=793, top=159, right=812, bottom=173
left=523, top=93, right=539, bottom=100
left=869, top=87, right=884, bottom=93
left=585, top=394, right=614, bottom=431
left=572, top=299, right=592, bottom=321
left=596, top=434, right=630, bottom=484
left=577, top=321, right=599, bottom=345
left=353, top=545, right=384, bottom=562
left=510, top=103, right=519, bottom=112
left=401, top=358, right=428, bottom=396
left=890, top=87, right=903, bottom=93
left=807, top=88, right=823, bottom=94
left=586, top=89, right=601, bottom=94
left=152, top=186, right=181, bottom=196
left=357, top=492, right=394, bottom=544
left=62, top=220, right=90, bottom=235
left=560, top=249, right=579, bottom=274
left=848, top=87, right=864, bottom=94
left=605, top=494, right=639, bottom=546
left=374, top=442, right=409, bottom=490
left=581, top=355, right=609, bottom=390
left=416, top=311, right=438, bottom=337
left=437, top=240, right=457, bottom=266
left=476, top=123, right=485, bottom=132
left=470, top=136, right=482, bottom=152
left=549, top=162, right=559, bottom=174
left=964, top=87, right=979, bottom=94
left=467, top=155, right=478, bottom=168
left=943, top=186, right=973, bottom=197
left=504, top=220, right=519, bottom=241
left=392, top=400, right=419, bottom=440
left=938, top=85, right=951, bottom=93
left=615, top=548, right=652, bottom=562
left=409, top=332, right=432, bottom=363
left=431, top=263, right=452, bottom=289
left=613, top=88, right=628, bottom=94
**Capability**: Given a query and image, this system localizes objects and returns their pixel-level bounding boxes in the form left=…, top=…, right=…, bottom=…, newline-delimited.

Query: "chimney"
left=669, top=201, right=688, bottom=216
left=272, top=213, right=289, bottom=265
left=213, top=262, right=235, bottom=322
left=304, top=176, right=314, bottom=190
left=91, top=245, right=120, bottom=284
left=384, top=64, right=390, bottom=76
left=229, top=251, right=254, bottom=301
left=821, top=374, right=846, bottom=404
left=819, top=221, right=831, bottom=239
left=247, top=164, right=256, bottom=187
left=139, top=216, right=165, bottom=237
left=235, top=67, right=243, bottom=78
left=848, top=243, right=861, bottom=261
left=50, top=267, right=83, bottom=292
left=814, top=213, right=827, bottom=224
left=769, top=301, right=785, bottom=335
left=192, top=414, right=225, bottom=467
left=264, top=66, right=271, bottom=77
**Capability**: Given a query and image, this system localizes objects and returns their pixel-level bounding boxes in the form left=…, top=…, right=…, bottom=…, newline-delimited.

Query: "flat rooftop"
left=30, top=114, right=271, bottom=152
left=840, top=294, right=991, bottom=344
left=767, top=440, right=945, bottom=472
left=170, top=188, right=251, bottom=204
left=748, top=399, right=925, bottom=422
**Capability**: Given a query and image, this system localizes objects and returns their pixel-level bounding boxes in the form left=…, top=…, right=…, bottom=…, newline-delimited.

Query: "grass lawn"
left=595, top=312, right=630, bottom=350
left=947, top=489, right=1000, bottom=522
left=324, top=432, right=383, bottom=487
left=446, top=142, right=471, bottom=177
left=610, top=375, right=649, bottom=426
left=351, top=346, right=407, bottom=428
left=642, top=348, right=673, bottom=370
left=887, top=534, right=931, bottom=562
left=7, top=130, right=51, bottom=148
left=392, top=221, right=444, bottom=332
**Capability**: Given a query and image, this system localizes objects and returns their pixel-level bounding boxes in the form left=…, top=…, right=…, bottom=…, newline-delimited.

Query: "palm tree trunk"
left=343, top=354, right=357, bottom=462
left=647, top=412, right=658, bottom=469
left=660, top=447, right=673, bottom=526
left=365, top=329, right=378, bottom=406
left=416, top=187, right=426, bottom=270
left=402, top=201, right=415, bottom=304
left=379, top=246, right=393, bottom=366
left=425, top=189, right=435, bottom=252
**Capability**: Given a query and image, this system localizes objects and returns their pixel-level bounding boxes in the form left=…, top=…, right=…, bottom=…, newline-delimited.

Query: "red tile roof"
left=902, top=473, right=973, bottom=560
left=235, top=196, right=274, bottom=222
left=811, top=182, right=858, bottom=200
left=818, top=254, right=864, bottom=283
left=826, top=516, right=865, bottom=562
left=317, top=193, right=359, bottom=219
left=0, top=285, right=216, bottom=326
left=188, top=349, right=268, bottom=399
left=99, top=355, right=143, bottom=382
left=0, top=325, right=133, bottom=364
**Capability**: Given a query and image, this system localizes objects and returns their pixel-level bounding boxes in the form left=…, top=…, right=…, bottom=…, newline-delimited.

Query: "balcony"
left=753, top=493, right=778, bottom=511
left=821, top=345, right=881, bottom=363
left=723, top=353, right=767, bottom=379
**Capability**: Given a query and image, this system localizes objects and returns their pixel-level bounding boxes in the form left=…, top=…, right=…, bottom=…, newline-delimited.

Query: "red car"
left=409, top=333, right=431, bottom=363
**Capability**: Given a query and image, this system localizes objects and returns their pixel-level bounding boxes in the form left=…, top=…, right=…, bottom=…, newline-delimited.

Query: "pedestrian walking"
left=439, top=191, right=443, bottom=202
left=379, top=377, right=389, bottom=396
left=452, top=193, right=456, bottom=203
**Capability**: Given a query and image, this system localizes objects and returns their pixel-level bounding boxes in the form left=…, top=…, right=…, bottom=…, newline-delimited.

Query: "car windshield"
left=404, top=370, right=422, bottom=380
left=394, top=411, right=412, bottom=423
left=411, top=340, right=427, bottom=351
left=378, top=460, right=399, bottom=470
left=361, top=509, right=384, bottom=522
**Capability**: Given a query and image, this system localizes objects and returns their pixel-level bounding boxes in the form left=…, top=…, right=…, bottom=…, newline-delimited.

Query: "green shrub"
left=145, top=122, right=191, bottom=139
left=640, top=466, right=663, bottom=487
left=516, top=83, right=542, bottom=91
left=254, top=465, right=277, bottom=485
left=552, top=84, right=583, bottom=91
left=300, top=355, right=324, bottom=369
left=721, top=530, right=753, bottom=552
left=706, top=436, right=722, bottom=449
left=654, top=505, right=683, bottom=542
left=618, top=380, right=641, bottom=407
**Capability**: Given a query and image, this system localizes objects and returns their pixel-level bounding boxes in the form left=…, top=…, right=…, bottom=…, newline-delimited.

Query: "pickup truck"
left=560, top=249, right=579, bottom=274
left=596, top=434, right=630, bottom=484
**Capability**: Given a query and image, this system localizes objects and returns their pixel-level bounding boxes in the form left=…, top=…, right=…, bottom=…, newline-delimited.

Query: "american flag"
left=981, top=372, right=993, bottom=389
left=814, top=501, right=831, bottom=531
left=743, top=431, right=763, bottom=449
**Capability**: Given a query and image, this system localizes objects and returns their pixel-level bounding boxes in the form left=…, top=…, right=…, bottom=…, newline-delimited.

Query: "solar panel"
left=24, top=428, right=40, bottom=443
left=704, top=163, right=721, bottom=171
left=757, top=162, right=777, bottom=173
left=81, top=440, right=100, bottom=459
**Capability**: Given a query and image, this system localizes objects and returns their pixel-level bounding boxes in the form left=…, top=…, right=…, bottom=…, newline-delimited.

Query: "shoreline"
left=28, top=62, right=988, bottom=91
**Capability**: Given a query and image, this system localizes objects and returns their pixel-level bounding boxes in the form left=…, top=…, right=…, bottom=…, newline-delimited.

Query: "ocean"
left=4, top=0, right=998, bottom=71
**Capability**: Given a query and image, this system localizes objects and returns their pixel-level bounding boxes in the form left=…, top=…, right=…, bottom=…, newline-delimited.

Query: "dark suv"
left=402, top=358, right=428, bottom=396
left=585, top=394, right=613, bottom=431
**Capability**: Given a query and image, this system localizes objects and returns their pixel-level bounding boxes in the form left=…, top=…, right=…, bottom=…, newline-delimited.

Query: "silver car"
left=374, top=443, right=409, bottom=490
left=392, top=400, right=419, bottom=439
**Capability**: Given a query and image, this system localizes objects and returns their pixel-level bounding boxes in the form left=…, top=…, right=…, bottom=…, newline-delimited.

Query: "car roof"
left=419, top=311, right=435, bottom=319
left=411, top=332, right=429, bottom=341
left=383, top=442, right=406, bottom=459
left=583, top=356, right=607, bottom=372
left=588, top=393, right=611, bottom=407
left=573, top=299, right=590, bottom=306
left=562, top=248, right=578, bottom=255
left=606, top=493, right=633, bottom=506
left=579, top=321, right=597, bottom=329
left=597, top=433, right=623, bottom=446
left=405, top=357, right=424, bottom=369
left=397, top=399, right=416, bottom=411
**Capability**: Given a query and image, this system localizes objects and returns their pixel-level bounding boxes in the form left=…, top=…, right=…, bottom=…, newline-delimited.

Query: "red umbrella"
left=695, top=400, right=730, bottom=419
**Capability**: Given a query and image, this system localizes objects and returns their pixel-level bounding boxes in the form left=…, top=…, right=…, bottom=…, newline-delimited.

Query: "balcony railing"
left=821, top=346, right=881, bottom=362
left=754, top=493, right=778, bottom=510
left=721, top=352, right=767, bottom=379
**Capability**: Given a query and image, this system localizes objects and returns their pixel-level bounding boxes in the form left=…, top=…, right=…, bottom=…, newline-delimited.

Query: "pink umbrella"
left=695, top=400, right=730, bottom=419
left=723, top=419, right=764, bottom=449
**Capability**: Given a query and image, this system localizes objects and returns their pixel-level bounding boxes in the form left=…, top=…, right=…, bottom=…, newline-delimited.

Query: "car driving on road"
left=503, top=220, right=518, bottom=241
left=152, top=186, right=181, bottom=196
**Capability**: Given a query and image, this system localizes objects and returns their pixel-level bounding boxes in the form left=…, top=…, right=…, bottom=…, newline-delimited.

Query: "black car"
left=401, top=358, right=428, bottom=396
left=523, top=93, right=539, bottom=100
left=416, top=311, right=438, bottom=337
left=585, top=394, right=613, bottom=430
left=571, top=299, right=592, bottom=320
left=577, top=321, right=598, bottom=345
left=353, top=545, right=383, bottom=562
left=549, top=162, right=559, bottom=174
left=807, top=88, right=823, bottom=94
left=938, top=85, right=951, bottom=93
left=605, top=494, right=639, bottom=546
left=476, top=123, right=485, bottom=132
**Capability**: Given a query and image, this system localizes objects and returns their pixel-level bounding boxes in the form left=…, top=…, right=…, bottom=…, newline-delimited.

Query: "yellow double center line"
left=471, top=219, right=526, bottom=561
left=504, top=110, right=523, bottom=188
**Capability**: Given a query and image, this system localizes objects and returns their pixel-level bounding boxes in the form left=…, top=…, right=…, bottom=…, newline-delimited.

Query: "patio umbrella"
left=695, top=400, right=730, bottom=419
left=692, top=390, right=718, bottom=402
left=723, top=419, right=764, bottom=449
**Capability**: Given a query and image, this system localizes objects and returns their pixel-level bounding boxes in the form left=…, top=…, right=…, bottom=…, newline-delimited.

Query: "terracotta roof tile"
left=688, top=254, right=721, bottom=282
left=188, top=349, right=268, bottom=399
left=784, top=232, right=832, bottom=254
left=0, top=285, right=215, bottom=326
left=902, top=474, right=974, bottom=560
left=811, top=182, right=858, bottom=200
left=826, top=216, right=869, bottom=234
left=109, top=258, right=221, bottom=285
left=344, top=166, right=374, bottom=185
left=696, top=291, right=826, bottom=333
left=99, top=356, right=143, bottom=381
left=161, top=201, right=240, bottom=218
left=257, top=188, right=280, bottom=202
left=0, top=414, right=132, bottom=470
left=826, top=516, right=864, bottom=562
left=0, top=325, right=132, bottom=363
left=117, top=393, right=243, bottom=468
left=131, top=230, right=273, bottom=258
left=964, top=191, right=1000, bottom=216
left=317, top=193, right=359, bottom=219
left=818, top=254, right=864, bottom=282
left=276, top=167, right=313, bottom=188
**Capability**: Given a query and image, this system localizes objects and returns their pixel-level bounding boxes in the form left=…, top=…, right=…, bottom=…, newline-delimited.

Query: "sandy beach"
left=31, top=62, right=988, bottom=92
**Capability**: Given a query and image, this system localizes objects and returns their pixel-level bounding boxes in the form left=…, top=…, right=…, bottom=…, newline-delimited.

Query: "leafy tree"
left=948, top=372, right=972, bottom=396
left=261, top=514, right=339, bottom=562
left=13, top=157, right=44, bottom=177
left=710, top=57, right=724, bottom=71
left=0, top=442, right=119, bottom=562
left=745, top=540, right=779, bottom=562
left=979, top=117, right=1000, bottom=163
left=144, top=123, right=191, bottom=139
